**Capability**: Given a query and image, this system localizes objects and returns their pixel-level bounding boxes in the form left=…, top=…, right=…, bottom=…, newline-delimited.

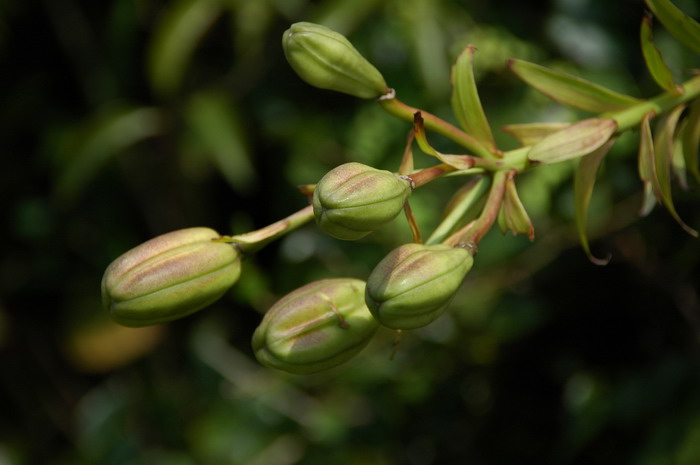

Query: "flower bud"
left=283, top=22, right=389, bottom=99
left=252, top=278, right=378, bottom=375
left=365, top=243, right=474, bottom=330
left=313, top=162, right=412, bottom=241
left=102, top=227, right=241, bottom=327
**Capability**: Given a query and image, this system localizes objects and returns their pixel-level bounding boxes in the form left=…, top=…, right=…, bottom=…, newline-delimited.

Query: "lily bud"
left=283, top=22, right=389, bottom=99
left=313, top=162, right=412, bottom=240
left=252, top=278, right=378, bottom=375
left=365, top=243, right=474, bottom=330
left=102, top=227, right=241, bottom=327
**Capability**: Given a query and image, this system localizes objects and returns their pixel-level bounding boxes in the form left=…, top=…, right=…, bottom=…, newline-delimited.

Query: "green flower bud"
left=313, top=162, right=412, bottom=241
left=283, top=22, right=389, bottom=99
left=252, top=278, right=378, bottom=375
left=102, top=227, right=241, bottom=327
left=365, top=243, right=474, bottom=330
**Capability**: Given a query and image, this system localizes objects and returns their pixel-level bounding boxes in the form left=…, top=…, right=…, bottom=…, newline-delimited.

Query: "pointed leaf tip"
left=641, top=15, right=682, bottom=94
left=528, top=118, right=617, bottom=164
left=509, top=59, right=641, bottom=113
left=451, top=45, right=495, bottom=150
left=574, top=139, right=615, bottom=266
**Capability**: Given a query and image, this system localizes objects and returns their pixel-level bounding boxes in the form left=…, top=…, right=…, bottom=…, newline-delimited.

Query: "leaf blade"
left=640, top=15, right=682, bottom=94
left=574, top=139, right=615, bottom=265
left=528, top=118, right=617, bottom=164
left=644, top=0, right=700, bottom=55
left=653, top=104, right=698, bottom=236
left=451, top=46, right=496, bottom=151
left=501, top=122, right=571, bottom=146
left=508, top=59, right=642, bottom=113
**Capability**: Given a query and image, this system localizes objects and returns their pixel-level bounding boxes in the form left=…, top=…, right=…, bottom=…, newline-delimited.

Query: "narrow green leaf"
left=641, top=15, right=682, bottom=94
left=413, top=113, right=474, bottom=170
left=186, top=90, right=257, bottom=193
left=426, top=177, right=489, bottom=245
left=682, top=98, right=700, bottom=183
left=640, top=182, right=658, bottom=217
left=451, top=46, right=496, bottom=150
left=638, top=112, right=662, bottom=215
left=574, top=139, right=615, bottom=265
left=497, top=172, right=535, bottom=240
left=148, top=0, right=224, bottom=97
left=644, top=0, right=700, bottom=55
left=55, top=106, right=163, bottom=203
left=653, top=104, right=698, bottom=236
left=501, top=122, right=571, bottom=146
left=672, top=124, right=688, bottom=189
left=527, top=118, right=617, bottom=164
left=508, top=59, right=642, bottom=113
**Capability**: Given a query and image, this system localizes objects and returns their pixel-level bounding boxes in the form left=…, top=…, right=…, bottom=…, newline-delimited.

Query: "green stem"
left=606, top=74, right=700, bottom=132
left=378, top=90, right=496, bottom=159
left=218, top=205, right=315, bottom=254
left=425, top=176, right=490, bottom=245
left=443, top=170, right=508, bottom=248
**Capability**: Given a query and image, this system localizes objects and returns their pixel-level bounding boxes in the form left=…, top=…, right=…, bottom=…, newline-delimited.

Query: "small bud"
left=283, top=22, right=389, bottom=99
left=252, top=278, right=378, bottom=375
left=313, top=162, right=412, bottom=240
left=365, top=243, right=474, bottom=330
left=102, top=227, right=241, bottom=327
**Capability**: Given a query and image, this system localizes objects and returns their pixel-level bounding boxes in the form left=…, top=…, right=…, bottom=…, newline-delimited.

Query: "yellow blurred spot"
left=64, top=319, right=165, bottom=373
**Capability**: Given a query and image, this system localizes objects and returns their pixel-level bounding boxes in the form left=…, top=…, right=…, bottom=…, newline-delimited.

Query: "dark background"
left=1, top=0, right=700, bottom=464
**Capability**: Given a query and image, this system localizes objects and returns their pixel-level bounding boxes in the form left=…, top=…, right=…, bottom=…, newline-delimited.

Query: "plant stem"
left=378, top=90, right=496, bottom=159
left=425, top=176, right=490, bottom=245
left=606, top=74, right=700, bottom=132
left=218, top=205, right=314, bottom=254
left=443, top=170, right=508, bottom=248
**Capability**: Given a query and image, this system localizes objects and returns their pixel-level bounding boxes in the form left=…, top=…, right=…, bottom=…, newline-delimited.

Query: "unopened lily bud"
left=365, top=243, right=474, bottom=330
left=313, top=162, right=412, bottom=241
left=283, top=22, right=389, bottom=99
left=252, top=278, right=378, bottom=374
left=102, top=227, right=241, bottom=327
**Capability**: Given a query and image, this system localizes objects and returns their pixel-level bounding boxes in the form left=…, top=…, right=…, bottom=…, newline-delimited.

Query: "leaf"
left=574, top=139, right=615, bottom=265
left=497, top=171, right=535, bottom=240
left=653, top=104, right=698, bottom=236
left=644, top=0, right=700, bottom=55
left=508, top=59, right=642, bottom=113
left=425, top=177, right=489, bottom=246
left=682, top=98, right=700, bottom=184
left=451, top=46, right=496, bottom=150
left=641, top=15, right=683, bottom=94
left=186, top=90, right=257, bottom=193
left=413, top=113, right=474, bottom=170
left=148, top=0, right=224, bottom=97
left=527, top=118, right=617, bottom=164
left=501, top=122, right=571, bottom=146
left=638, top=112, right=662, bottom=215
left=55, top=106, right=163, bottom=203
left=672, top=123, right=688, bottom=189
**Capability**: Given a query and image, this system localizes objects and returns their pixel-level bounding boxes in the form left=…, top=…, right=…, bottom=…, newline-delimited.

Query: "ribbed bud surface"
left=313, top=162, right=411, bottom=240
left=365, top=243, right=473, bottom=329
left=102, top=227, right=240, bottom=327
left=253, top=278, right=378, bottom=374
left=283, top=22, right=388, bottom=99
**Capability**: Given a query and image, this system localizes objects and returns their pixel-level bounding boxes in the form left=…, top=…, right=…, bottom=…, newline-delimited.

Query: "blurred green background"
left=2, top=0, right=700, bottom=464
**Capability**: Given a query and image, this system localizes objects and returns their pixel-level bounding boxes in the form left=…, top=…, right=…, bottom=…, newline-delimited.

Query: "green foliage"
left=2, top=0, right=700, bottom=464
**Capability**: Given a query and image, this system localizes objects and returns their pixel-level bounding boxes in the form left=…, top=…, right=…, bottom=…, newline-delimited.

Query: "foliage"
left=2, top=0, right=700, bottom=464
